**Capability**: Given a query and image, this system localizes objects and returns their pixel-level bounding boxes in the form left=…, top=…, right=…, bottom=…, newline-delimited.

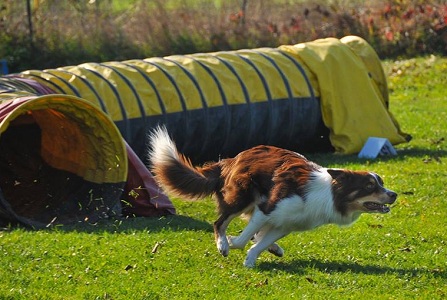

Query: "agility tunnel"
left=0, top=35, right=409, bottom=227
left=0, top=91, right=127, bottom=228
left=0, top=80, right=175, bottom=228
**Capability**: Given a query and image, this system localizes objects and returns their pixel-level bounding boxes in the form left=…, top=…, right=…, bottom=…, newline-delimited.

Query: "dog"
left=148, top=126, right=397, bottom=267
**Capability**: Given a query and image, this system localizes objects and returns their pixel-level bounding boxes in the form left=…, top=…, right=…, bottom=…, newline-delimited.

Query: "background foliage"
left=0, top=0, right=446, bottom=73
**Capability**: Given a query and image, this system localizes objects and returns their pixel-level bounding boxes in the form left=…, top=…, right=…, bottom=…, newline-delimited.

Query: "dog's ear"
left=327, top=168, right=346, bottom=180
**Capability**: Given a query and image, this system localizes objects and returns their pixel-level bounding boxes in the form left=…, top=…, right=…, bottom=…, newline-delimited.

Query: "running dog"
left=148, top=126, right=397, bottom=267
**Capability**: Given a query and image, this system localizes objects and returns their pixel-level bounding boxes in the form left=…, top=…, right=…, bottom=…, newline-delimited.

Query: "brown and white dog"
left=148, top=126, right=397, bottom=267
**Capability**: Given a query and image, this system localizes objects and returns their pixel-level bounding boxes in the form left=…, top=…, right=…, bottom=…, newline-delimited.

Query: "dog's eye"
left=366, top=182, right=375, bottom=190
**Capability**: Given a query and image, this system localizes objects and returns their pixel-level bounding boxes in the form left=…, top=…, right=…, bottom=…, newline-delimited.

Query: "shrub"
left=0, top=0, right=446, bottom=73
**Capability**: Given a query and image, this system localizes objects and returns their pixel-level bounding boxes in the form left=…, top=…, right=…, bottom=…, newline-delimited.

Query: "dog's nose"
left=387, top=191, right=397, bottom=201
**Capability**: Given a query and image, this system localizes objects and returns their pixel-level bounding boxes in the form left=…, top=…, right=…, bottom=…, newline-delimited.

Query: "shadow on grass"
left=1, top=214, right=214, bottom=234
left=307, top=147, right=447, bottom=167
left=258, top=258, right=447, bottom=279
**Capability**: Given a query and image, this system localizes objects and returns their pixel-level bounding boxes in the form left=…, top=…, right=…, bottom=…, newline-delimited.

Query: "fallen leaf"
left=306, top=277, right=317, bottom=284
left=152, top=242, right=162, bottom=254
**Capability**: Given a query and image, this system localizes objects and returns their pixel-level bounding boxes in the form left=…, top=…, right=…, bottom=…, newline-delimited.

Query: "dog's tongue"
left=364, top=202, right=390, bottom=213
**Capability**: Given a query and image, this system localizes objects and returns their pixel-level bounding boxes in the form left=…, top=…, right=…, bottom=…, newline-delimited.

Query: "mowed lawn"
left=1, top=56, right=446, bottom=299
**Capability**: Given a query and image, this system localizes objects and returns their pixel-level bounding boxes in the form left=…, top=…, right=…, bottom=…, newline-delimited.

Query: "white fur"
left=230, top=169, right=362, bottom=267
left=271, top=169, right=361, bottom=230
left=148, top=126, right=179, bottom=165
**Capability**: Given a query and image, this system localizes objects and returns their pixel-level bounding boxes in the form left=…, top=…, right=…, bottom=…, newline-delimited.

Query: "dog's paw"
left=228, top=236, right=244, bottom=249
left=243, top=248, right=259, bottom=268
left=268, top=243, right=284, bottom=257
left=243, top=256, right=257, bottom=268
left=217, top=236, right=229, bottom=257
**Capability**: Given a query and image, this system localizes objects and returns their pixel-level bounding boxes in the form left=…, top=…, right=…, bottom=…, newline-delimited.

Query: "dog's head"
left=327, top=169, right=397, bottom=216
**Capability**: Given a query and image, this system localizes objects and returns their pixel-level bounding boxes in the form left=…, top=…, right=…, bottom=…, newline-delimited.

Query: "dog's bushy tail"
left=148, top=126, right=221, bottom=200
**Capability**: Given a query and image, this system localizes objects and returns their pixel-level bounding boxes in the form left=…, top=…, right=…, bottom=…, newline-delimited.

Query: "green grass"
left=1, top=56, right=447, bottom=299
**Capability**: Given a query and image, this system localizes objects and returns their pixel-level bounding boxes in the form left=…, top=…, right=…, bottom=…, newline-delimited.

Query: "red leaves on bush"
left=385, top=30, right=394, bottom=41
left=403, top=8, right=415, bottom=20
left=229, top=10, right=244, bottom=23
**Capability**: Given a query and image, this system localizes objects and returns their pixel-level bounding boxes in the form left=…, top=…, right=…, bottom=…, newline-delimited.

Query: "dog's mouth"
left=363, top=202, right=391, bottom=213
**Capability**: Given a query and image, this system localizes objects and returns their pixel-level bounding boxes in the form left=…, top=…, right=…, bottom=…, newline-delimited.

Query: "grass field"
left=1, top=56, right=446, bottom=299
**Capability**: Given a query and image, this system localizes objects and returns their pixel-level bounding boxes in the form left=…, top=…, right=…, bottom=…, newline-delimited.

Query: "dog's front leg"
left=228, top=207, right=267, bottom=249
left=244, top=228, right=288, bottom=268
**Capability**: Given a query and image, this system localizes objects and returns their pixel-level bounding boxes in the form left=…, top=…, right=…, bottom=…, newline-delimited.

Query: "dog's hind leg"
left=253, top=229, right=284, bottom=257
left=228, top=207, right=267, bottom=250
left=267, top=243, right=284, bottom=257
left=244, top=228, right=289, bottom=268
left=214, top=213, right=238, bottom=257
